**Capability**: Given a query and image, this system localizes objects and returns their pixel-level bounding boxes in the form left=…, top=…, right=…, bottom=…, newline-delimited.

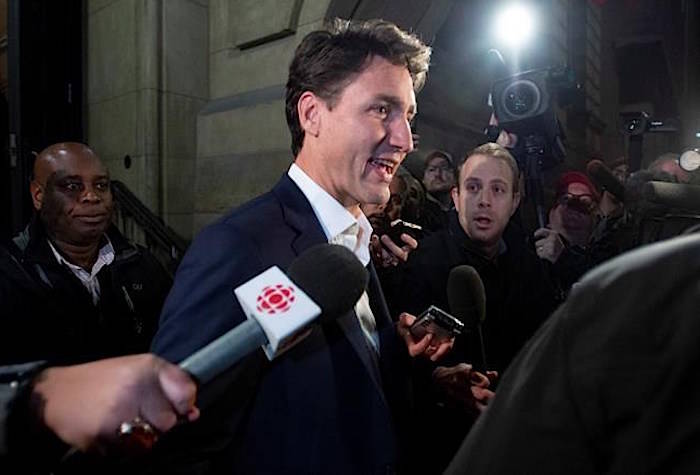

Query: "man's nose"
left=81, top=186, right=102, bottom=202
left=388, top=118, right=413, bottom=154
left=478, top=189, right=492, bottom=207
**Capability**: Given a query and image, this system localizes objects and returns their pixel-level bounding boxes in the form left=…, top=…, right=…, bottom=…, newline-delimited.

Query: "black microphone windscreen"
left=587, top=159, right=626, bottom=202
left=643, top=181, right=700, bottom=213
left=447, top=265, right=486, bottom=330
left=287, top=243, right=368, bottom=323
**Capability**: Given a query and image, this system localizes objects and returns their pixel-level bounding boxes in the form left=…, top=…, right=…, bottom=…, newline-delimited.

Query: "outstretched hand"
left=33, top=354, right=199, bottom=454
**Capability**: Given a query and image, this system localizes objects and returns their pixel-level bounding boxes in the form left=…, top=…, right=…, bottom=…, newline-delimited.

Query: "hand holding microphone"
left=438, top=266, right=497, bottom=413
left=28, top=354, right=199, bottom=456
left=121, top=244, right=367, bottom=449
left=587, top=158, right=700, bottom=212
left=448, top=266, right=488, bottom=371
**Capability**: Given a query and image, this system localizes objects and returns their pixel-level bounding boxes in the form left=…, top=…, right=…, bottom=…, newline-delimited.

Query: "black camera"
left=490, top=67, right=574, bottom=172
left=491, top=67, right=570, bottom=140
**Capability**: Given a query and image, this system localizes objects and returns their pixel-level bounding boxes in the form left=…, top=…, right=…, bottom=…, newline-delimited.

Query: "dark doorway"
left=4, top=0, right=83, bottom=241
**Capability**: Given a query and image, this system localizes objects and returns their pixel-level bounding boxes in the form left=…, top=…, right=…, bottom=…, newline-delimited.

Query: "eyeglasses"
left=425, top=165, right=453, bottom=174
left=557, top=193, right=596, bottom=212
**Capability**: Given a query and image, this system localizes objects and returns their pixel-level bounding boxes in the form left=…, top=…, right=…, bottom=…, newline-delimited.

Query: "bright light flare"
left=494, top=4, right=536, bottom=49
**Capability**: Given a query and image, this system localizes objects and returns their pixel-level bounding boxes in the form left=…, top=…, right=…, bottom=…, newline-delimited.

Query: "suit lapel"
left=335, top=307, right=388, bottom=406
left=366, top=262, right=392, bottom=330
left=273, top=175, right=327, bottom=254
left=274, top=174, right=389, bottom=406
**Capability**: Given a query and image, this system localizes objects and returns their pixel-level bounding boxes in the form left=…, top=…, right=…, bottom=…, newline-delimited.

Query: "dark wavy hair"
left=285, top=18, right=431, bottom=157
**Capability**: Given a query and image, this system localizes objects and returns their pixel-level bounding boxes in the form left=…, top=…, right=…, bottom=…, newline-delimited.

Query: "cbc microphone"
left=587, top=159, right=626, bottom=202
left=447, top=265, right=488, bottom=371
left=179, top=243, right=368, bottom=384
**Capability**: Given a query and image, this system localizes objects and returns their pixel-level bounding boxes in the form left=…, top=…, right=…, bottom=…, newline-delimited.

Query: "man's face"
left=451, top=154, right=520, bottom=251
left=307, top=56, right=416, bottom=211
left=550, top=182, right=595, bottom=234
left=423, top=156, right=455, bottom=194
left=38, top=154, right=113, bottom=245
left=612, top=164, right=629, bottom=182
left=654, top=160, right=690, bottom=183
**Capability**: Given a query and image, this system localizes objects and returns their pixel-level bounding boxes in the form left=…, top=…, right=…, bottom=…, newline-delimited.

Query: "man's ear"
left=451, top=186, right=460, bottom=209
left=297, top=91, right=323, bottom=138
left=510, top=191, right=521, bottom=217
left=30, top=180, right=44, bottom=211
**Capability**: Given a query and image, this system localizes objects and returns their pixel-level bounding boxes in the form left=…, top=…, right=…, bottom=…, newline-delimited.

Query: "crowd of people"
left=1, top=17, right=698, bottom=475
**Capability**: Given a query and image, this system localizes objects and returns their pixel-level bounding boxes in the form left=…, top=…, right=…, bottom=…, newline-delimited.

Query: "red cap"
left=554, top=171, right=599, bottom=201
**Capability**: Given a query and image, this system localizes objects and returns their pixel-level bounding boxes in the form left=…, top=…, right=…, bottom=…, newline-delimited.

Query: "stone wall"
left=86, top=0, right=207, bottom=239
left=86, top=0, right=632, bottom=239
left=193, top=0, right=330, bottom=232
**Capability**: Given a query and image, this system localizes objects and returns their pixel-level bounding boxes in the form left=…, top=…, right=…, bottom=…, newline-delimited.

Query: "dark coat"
left=419, top=194, right=451, bottom=233
left=400, top=211, right=557, bottom=373
left=395, top=211, right=557, bottom=473
left=446, top=232, right=700, bottom=474
left=0, top=217, right=171, bottom=365
left=150, top=174, right=411, bottom=475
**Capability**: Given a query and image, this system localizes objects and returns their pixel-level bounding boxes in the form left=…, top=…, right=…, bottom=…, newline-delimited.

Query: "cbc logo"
left=256, top=284, right=296, bottom=314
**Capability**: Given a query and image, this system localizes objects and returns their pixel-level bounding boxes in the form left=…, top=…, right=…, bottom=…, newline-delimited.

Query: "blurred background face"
left=39, top=154, right=113, bottom=245
left=550, top=182, right=595, bottom=235
left=612, top=163, right=629, bottom=182
left=384, top=177, right=407, bottom=221
left=361, top=174, right=407, bottom=229
left=423, top=155, right=456, bottom=194
left=651, top=160, right=690, bottom=184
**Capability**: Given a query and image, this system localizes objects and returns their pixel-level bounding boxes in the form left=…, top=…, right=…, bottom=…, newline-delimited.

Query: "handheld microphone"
left=587, top=159, right=626, bottom=202
left=179, top=244, right=368, bottom=384
left=447, top=266, right=488, bottom=371
left=643, top=181, right=700, bottom=213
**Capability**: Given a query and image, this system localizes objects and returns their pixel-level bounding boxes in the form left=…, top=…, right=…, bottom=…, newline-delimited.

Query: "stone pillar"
left=86, top=0, right=207, bottom=239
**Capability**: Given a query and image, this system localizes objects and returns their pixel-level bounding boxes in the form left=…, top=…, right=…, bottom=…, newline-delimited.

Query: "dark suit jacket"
left=151, top=174, right=410, bottom=474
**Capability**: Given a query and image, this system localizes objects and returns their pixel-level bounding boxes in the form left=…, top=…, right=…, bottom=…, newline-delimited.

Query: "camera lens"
left=502, top=80, right=541, bottom=118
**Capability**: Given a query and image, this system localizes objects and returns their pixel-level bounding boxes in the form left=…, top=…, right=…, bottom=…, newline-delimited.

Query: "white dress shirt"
left=48, top=237, right=115, bottom=306
left=288, top=164, right=380, bottom=352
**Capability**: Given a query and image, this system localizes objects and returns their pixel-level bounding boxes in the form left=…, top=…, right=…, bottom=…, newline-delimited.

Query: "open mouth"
left=474, top=216, right=493, bottom=227
left=368, top=157, right=397, bottom=180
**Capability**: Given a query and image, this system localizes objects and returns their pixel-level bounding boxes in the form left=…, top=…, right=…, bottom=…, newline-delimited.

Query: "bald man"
left=1, top=142, right=171, bottom=366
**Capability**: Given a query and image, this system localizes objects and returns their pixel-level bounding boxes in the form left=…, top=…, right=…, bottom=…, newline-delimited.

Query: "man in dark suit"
left=149, top=19, right=460, bottom=474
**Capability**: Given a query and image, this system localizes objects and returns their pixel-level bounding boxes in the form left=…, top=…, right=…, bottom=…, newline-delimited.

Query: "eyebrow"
left=464, top=177, right=510, bottom=187
left=52, top=173, right=111, bottom=184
